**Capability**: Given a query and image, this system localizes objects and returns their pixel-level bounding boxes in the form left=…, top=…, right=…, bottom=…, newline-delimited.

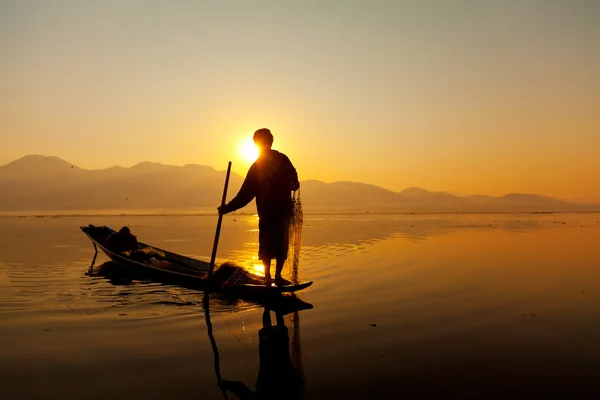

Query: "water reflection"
left=86, top=261, right=142, bottom=286
left=86, top=261, right=244, bottom=312
left=204, top=295, right=312, bottom=400
left=86, top=260, right=314, bottom=315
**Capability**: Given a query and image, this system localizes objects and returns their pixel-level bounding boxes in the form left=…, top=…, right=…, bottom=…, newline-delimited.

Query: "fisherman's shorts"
left=258, top=216, right=290, bottom=261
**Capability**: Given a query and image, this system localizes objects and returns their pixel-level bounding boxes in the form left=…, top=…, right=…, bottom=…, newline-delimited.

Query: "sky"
left=1, top=0, right=599, bottom=201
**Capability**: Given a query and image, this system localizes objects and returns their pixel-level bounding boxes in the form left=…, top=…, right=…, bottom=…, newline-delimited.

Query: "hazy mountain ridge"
left=0, top=155, right=597, bottom=213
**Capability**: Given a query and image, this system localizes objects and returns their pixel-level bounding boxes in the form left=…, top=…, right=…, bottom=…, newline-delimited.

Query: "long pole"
left=203, top=161, right=232, bottom=302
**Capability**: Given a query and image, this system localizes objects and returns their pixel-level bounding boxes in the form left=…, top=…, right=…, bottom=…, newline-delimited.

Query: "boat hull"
left=80, top=225, right=313, bottom=295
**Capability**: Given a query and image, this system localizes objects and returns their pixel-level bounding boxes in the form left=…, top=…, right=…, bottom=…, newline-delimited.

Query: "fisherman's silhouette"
left=218, top=128, right=300, bottom=286
left=204, top=297, right=309, bottom=400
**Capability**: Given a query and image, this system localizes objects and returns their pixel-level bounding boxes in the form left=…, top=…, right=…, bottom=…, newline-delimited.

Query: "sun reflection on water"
left=251, top=263, right=264, bottom=276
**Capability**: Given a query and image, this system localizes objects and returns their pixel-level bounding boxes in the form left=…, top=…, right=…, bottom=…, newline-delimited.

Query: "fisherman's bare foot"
left=264, top=275, right=272, bottom=285
left=275, top=276, right=291, bottom=286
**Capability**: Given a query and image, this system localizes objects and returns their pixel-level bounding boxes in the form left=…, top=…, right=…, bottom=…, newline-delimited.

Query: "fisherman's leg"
left=262, top=258, right=272, bottom=282
left=275, top=258, right=285, bottom=280
left=275, top=312, right=285, bottom=327
left=262, top=308, right=272, bottom=329
left=258, top=225, right=272, bottom=283
left=274, top=258, right=290, bottom=286
left=274, top=216, right=291, bottom=285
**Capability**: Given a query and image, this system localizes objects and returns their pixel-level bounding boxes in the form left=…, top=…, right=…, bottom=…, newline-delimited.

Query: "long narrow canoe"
left=80, top=225, right=312, bottom=295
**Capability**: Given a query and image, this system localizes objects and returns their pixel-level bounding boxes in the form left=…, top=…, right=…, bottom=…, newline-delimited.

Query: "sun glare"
left=239, top=138, right=259, bottom=163
left=252, top=263, right=264, bottom=276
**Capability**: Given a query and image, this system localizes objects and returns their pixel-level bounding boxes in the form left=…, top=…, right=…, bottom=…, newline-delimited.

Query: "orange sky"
left=1, top=1, right=599, bottom=201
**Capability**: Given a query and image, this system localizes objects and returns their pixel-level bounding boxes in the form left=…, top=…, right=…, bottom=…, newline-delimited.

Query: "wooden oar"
left=203, top=161, right=232, bottom=303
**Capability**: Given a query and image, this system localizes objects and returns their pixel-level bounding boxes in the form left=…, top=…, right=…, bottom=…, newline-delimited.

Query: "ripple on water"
left=81, top=263, right=262, bottom=315
left=0, top=260, right=259, bottom=318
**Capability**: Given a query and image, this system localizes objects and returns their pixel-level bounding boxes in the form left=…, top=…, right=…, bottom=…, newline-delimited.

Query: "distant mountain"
left=0, top=155, right=83, bottom=179
left=300, top=180, right=401, bottom=210
left=300, top=180, right=590, bottom=213
left=0, top=155, right=244, bottom=211
left=0, top=155, right=597, bottom=214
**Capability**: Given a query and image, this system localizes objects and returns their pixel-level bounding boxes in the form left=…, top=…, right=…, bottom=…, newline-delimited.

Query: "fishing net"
left=288, top=189, right=305, bottom=389
left=290, top=310, right=305, bottom=389
left=215, top=261, right=262, bottom=287
left=123, top=247, right=165, bottom=260
left=288, top=189, right=304, bottom=285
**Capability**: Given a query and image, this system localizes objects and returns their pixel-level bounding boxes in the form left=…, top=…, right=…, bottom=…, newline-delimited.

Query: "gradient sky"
left=1, top=0, right=599, bottom=201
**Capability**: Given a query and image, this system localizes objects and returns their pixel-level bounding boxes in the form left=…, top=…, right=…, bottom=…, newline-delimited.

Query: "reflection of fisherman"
left=218, top=128, right=299, bottom=286
left=104, top=226, right=138, bottom=254
left=219, top=309, right=304, bottom=400
left=256, top=309, right=303, bottom=399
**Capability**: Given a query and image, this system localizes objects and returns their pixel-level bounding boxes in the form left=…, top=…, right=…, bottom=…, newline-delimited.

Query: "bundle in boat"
left=213, top=261, right=264, bottom=286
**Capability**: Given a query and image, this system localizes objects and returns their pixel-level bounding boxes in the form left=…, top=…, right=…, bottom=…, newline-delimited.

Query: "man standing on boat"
left=218, top=128, right=300, bottom=286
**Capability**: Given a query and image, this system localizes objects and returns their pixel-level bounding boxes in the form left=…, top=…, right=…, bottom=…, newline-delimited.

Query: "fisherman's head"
left=119, top=226, right=131, bottom=235
left=253, top=128, right=273, bottom=154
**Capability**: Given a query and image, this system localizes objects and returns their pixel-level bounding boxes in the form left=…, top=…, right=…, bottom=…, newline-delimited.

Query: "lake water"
left=2, top=213, right=600, bottom=399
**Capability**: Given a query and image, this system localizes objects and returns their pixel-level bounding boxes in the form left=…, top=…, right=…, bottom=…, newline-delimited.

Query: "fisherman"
left=104, top=226, right=138, bottom=254
left=218, top=128, right=299, bottom=286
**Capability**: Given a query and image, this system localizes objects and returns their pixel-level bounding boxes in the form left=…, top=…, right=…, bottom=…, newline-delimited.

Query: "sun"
left=239, top=137, right=259, bottom=163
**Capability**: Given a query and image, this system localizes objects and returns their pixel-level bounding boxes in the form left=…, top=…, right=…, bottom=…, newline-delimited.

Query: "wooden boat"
left=80, top=225, right=313, bottom=295
left=89, top=260, right=314, bottom=314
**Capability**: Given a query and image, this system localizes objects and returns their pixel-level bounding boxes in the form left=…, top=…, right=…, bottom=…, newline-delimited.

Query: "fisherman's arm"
left=286, top=156, right=300, bottom=191
left=218, top=166, right=257, bottom=214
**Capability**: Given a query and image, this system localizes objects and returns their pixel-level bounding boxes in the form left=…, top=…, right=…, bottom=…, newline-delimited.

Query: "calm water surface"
left=1, top=213, right=600, bottom=399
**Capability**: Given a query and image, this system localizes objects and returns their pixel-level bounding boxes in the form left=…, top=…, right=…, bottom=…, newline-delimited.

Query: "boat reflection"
left=204, top=294, right=312, bottom=400
left=87, top=260, right=311, bottom=312
left=86, top=260, right=144, bottom=286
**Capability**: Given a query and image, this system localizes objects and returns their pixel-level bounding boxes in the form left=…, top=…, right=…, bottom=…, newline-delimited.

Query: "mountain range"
left=0, top=155, right=597, bottom=214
